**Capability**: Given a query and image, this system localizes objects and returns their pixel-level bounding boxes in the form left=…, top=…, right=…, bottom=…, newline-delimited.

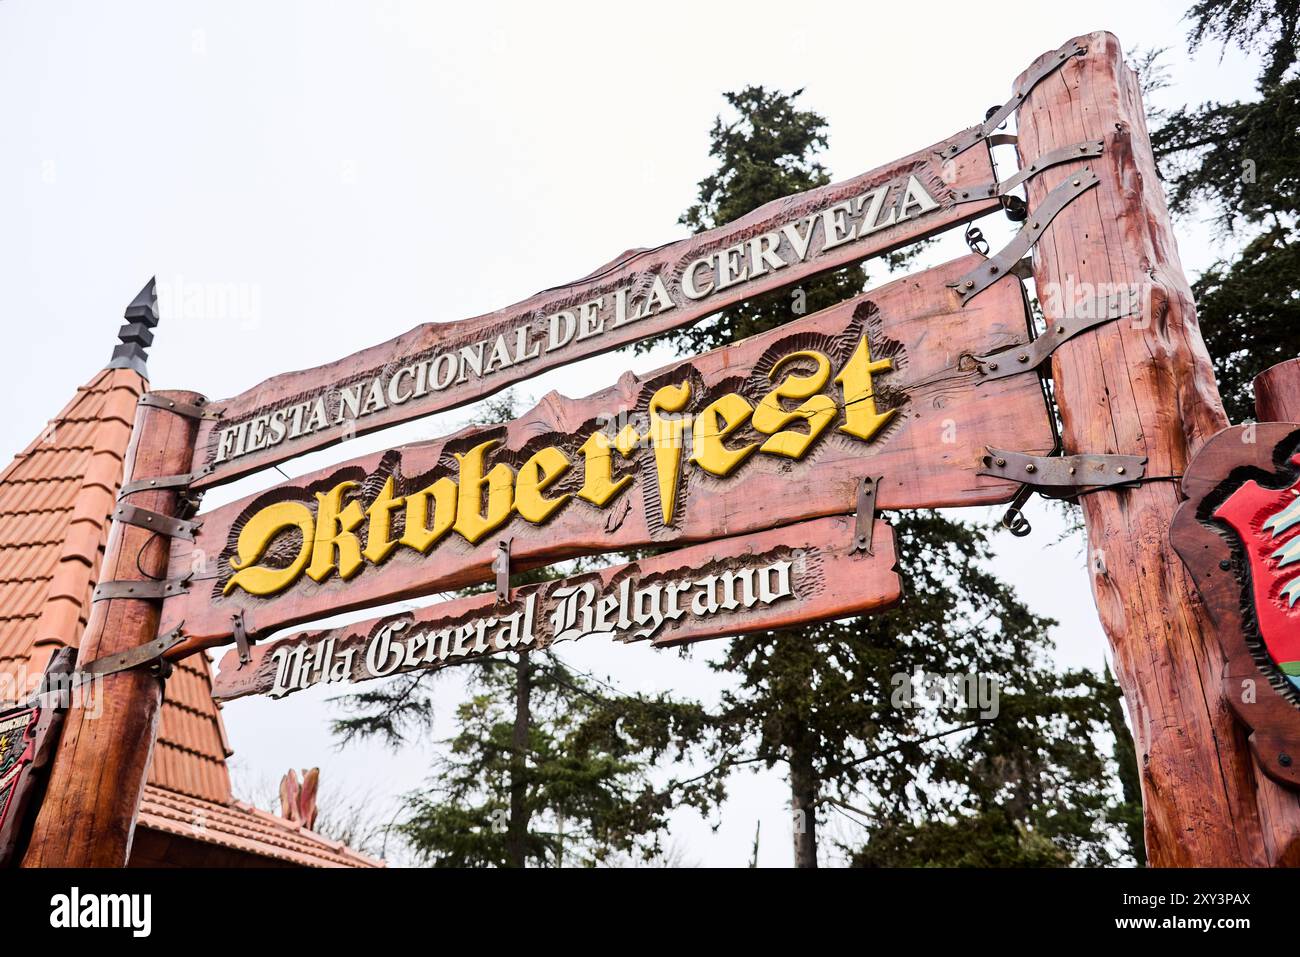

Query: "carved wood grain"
left=22, top=391, right=202, bottom=868
left=1018, top=31, right=1296, bottom=866
left=163, top=256, right=1053, bottom=653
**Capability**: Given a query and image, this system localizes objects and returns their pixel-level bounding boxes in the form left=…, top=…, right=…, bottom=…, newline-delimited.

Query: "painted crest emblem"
left=1172, top=423, right=1300, bottom=788
left=0, top=707, right=38, bottom=833
left=1211, top=455, right=1300, bottom=687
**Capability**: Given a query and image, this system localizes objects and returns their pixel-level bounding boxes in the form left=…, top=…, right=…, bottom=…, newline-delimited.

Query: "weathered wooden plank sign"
left=189, top=131, right=999, bottom=490
left=162, top=255, right=1051, bottom=655
left=211, top=515, right=900, bottom=701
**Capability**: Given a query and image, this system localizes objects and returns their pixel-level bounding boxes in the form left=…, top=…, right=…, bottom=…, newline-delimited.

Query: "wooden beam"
left=188, top=132, right=1000, bottom=491
left=1016, top=31, right=1300, bottom=866
left=1256, top=360, right=1300, bottom=422
left=21, top=391, right=202, bottom=868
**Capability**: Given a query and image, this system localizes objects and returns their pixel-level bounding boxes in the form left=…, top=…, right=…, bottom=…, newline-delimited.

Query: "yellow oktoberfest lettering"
left=224, top=501, right=315, bottom=596
left=222, top=336, right=896, bottom=597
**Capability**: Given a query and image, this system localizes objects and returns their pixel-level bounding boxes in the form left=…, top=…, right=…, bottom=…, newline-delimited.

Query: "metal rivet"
left=961, top=191, right=969, bottom=198
left=1072, top=179, right=1081, bottom=186
left=995, top=458, right=1007, bottom=467
left=1219, top=559, right=1232, bottom=571
left=1018, top=354, right=1029, bottom=363
left=1069, top=467, right=1077, bottom=475
left=1116, top=467, right=1126, bottom=475
left=988, top=362, right=999, bottom=370
left=1025, top=464, right=1037, bottom=473
left=1055, top=325, right=1065, bottom=334
left=1281, top=753, right=1293, bottom=767
left=964, top=280, right=975, bottom=289
left=989, top=265, right=999, bottom=274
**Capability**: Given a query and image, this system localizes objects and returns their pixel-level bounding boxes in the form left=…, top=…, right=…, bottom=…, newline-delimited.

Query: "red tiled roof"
left=0, top=363, right=379, bottom=867
left=138, top=786, right=383, bottom=868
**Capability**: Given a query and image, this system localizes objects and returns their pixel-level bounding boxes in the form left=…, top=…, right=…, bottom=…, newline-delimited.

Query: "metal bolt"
left=964, top=280, right=974, bottom=289
left=995, top=458, right=1007, bottom=467
left=988, top=362, right=999, bottom=370
left=1072, top=178, right=1081, bottom=186
left=1219, top=559, right=1232, bottom=571
left=1025, top=464, right=1037, bottom=473
left=1055, top=325, right=1065, bottom=334
left=1116, top=466, right=1126, bottom=475
left=989, top=265, right=999, bottom=274
left=1018, top=354, right=1029, bottom=363
left=1281, top=753, right=1293, bottom=767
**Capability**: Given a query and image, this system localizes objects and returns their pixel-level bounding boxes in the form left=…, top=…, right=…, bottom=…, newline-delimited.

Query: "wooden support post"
left=1017, top=32, right=1300, bottom=866
left=1255, top=359, right=1300, bottom=422
left=22, top=390, right=202, bottom=867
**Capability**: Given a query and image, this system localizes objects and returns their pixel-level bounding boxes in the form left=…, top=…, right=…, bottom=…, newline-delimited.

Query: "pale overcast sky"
left=0, top=0, right=1259, bottom=866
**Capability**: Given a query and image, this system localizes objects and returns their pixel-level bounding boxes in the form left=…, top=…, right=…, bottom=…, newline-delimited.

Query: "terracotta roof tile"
left=0, top=361, right=380, bottom=866
left=136, top=786, right=382, bottom=868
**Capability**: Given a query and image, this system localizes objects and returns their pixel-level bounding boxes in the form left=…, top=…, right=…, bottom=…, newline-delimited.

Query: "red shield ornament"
left=1172, top=423, right=1300, bottom=789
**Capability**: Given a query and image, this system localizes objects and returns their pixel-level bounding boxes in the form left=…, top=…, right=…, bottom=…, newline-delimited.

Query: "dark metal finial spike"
left=107, top=277, right=158, bottom=375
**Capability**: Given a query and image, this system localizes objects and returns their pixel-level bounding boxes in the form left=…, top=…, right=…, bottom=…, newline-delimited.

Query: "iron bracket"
left=978, top=448, right=1148, bottom=499
left=231, top=609, right=257, bottom=666
left=492, top=537, right=514, bottom=604
left=952, top=139, right=1105, bottom=205
left=92, top=577, right=190, bottom=602
left=113, top=502, right=201, bottom=541
left=137, top=392, right=222, bottom=420
left=851, top=476, right=882, bottom=555
left=975, top=287, right=1141, bottom=380
left=951, top=169, right=1100, bottom=305
left=78, top=624, right=186, bottom=680
left=118, top=464, right=216, bottom=499
left=939, top=40, right=1087, bottom=160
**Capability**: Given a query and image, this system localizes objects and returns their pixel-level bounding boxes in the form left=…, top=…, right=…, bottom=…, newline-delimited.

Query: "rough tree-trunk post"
left=1255, top=360, right=1300, bottom=423
left=22, top=391, right=202, bottom=867
left=1017, top=32, right=1300, bottom=866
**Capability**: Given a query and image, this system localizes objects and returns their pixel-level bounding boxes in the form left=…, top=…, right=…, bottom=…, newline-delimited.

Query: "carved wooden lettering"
left=163, top=255, right=1052, bottom=654
left=210, top=516, right=900, bottom=701
left=189, top=132, right=999, bottom=490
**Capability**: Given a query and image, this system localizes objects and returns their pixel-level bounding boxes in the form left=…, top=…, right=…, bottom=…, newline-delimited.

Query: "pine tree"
left=677, top=87, right=1140, bottom=867
left=1150, top=1, right=1300, bottom=421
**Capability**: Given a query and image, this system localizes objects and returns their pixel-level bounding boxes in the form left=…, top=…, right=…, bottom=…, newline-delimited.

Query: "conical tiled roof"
left=0, top=329, right=379, bottom=867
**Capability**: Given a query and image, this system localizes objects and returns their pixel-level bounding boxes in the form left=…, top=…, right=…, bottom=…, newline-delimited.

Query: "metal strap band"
left=492, top=537, right=514, bottom=604
left=953, top=140, right=1105, bottom=205
left=851, top=476, right=881, bottom=555
left=940, top=40, right=1088, bottom=160
left=113, top=502, right=201, bottom=541
left=977, top=449, right=1147, bottom=497
left=118, top=466, right=214, bottom=498
left=79, top=626, right=186, bottom=679
left=231, top=609, right=256, bottom=665
left=92, top=578, right=190, bottom=602
left=138, top=392, right=222, bottom=420
left=951, top=169, right=1100, bottom=304
left=975, top=287, right=1142, bottom=380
